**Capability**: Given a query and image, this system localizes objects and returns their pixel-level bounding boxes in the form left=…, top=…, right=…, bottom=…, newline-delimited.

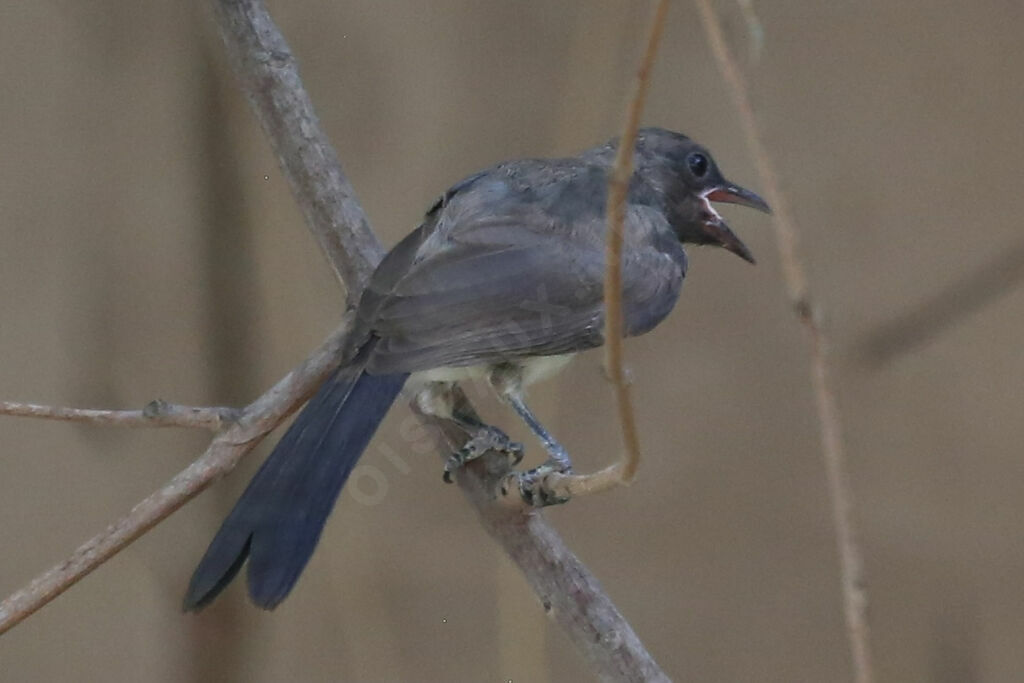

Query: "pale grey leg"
left=502, top=388, right=572, bottom=473
left=489, top=366, right=573, bottom=507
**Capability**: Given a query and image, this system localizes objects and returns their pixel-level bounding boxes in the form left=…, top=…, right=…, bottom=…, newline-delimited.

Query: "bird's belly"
left=411, top=364, right=491, bottom=385
left=519, top=353, right=576, bottom=385
left=410, top=353, right=576, bottom=388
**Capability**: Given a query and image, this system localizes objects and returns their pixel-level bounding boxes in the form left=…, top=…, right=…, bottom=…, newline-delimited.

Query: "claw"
left=442, top=425, right=522, bottom=483
left=517, top=464, right=572, bottom=507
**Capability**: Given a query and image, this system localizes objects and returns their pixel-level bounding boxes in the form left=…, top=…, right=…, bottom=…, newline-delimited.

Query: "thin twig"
left=0, top=318, right=351, bottom=635
left=522, top=0, right=671, bottom=505
left=0, top=400, right=240, bottom=431
left=736, top=0, right=765, bottom=62
left=693, top=2, right=875, bottom=682
left=603, top=0, right=669, bottom=485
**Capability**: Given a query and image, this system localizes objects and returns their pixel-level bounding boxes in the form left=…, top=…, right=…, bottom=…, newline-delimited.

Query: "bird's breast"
left=623, top=247, right=687, bottom=338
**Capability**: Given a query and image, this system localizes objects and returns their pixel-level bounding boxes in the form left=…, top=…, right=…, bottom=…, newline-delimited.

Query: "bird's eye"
left=687, top=152, right=709, bottom=177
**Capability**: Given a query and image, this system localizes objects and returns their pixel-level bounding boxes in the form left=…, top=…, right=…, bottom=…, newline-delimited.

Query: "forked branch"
left=0, top=318, right=351, bottom=634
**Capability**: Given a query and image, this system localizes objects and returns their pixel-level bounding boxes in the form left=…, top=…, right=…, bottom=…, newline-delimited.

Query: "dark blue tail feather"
left=184, top=365, right=408, bottom=610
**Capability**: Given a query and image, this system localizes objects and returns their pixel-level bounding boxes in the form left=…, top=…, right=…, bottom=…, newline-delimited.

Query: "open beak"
left=701, top=214, right=756, bottom=264
left=700, top=181, right=770, bottom=264
left=706, top=183, right=771, bottom=214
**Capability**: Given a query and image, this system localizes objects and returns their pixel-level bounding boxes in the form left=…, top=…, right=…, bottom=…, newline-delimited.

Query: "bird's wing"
left=367, top=235, right=604, bottom=373
left=360, top=172, right=685, bottom=374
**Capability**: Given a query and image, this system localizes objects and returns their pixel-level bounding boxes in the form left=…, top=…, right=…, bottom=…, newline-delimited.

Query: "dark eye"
left=687, top=152, right=708, bottom=177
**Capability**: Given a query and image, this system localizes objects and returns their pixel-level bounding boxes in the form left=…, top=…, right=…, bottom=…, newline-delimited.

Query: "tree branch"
left=210, top=0, right=385, bottom=301
left=693, top=2, right=875, bottom=682
left=0, top=400, right=240, bottom=431
left=420, top=393, right=671, bottom=683
left=857, top=239, right=1024, bottom=366
left=0, top=317, right=351, bottom=635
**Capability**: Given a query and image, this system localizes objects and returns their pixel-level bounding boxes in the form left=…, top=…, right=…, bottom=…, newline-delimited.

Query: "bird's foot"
left=443, top=425, right=523, bottom=483
left=515, top=462, right=572, bottom=507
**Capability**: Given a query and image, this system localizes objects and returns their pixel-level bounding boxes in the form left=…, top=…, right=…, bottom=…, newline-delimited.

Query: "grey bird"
left=183, top=128, right=769, bottom=611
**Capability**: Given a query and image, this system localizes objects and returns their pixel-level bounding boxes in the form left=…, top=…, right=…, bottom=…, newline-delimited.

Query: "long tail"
left=183, top=361, right=408, bottom=611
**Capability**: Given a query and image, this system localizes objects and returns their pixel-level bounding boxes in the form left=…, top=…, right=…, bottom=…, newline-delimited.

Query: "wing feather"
left=359, top=169, right=687, bottom=375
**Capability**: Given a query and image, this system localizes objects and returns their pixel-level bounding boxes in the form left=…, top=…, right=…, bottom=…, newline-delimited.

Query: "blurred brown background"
left=1, top=2, right=1022, bottom=681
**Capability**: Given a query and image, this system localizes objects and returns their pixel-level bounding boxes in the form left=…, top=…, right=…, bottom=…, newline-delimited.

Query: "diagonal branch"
left=0, top=317, right=351, bottom=635
left=0, top=400, right=240, bottom=431
left=418, top=392, right=670, bottom=683
left=857, top=239, right=1024, bottom=366
left=693, top=2, right=875, bottom=682
left=210, top=0, right=385, bottom=301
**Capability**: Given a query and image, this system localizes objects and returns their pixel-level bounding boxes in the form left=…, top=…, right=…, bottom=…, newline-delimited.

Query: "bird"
left=183, top=127, right=770, bottom=611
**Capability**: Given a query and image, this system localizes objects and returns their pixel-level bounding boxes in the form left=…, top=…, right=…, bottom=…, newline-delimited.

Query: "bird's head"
left=634, top=128, right=770, bottom=264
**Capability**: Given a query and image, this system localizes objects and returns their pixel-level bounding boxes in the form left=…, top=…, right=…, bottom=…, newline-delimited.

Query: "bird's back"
left=355, top=156, right=686, bottom=376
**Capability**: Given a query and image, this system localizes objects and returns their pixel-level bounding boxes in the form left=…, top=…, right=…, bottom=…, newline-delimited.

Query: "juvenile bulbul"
left=184, top=127, right=769, bottom=610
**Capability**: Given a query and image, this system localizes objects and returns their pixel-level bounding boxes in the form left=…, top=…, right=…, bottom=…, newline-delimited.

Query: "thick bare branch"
left=210, top=0, right=385, bottom=301
left=0, top=400, right=239, bottom=431
left=0, top=318, right=351, bottom=635
left=420, top=393, right=670, bottom=683
left=693, top=2, right=875, bottom=682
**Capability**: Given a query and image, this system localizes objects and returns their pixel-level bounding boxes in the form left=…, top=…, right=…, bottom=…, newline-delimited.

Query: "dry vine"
left=504, top=0, right=671, bottom=504
left=693, top=2, right=875, bottom=682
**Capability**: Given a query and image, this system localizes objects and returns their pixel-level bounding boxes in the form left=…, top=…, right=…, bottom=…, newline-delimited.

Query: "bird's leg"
left=443, top=406, right=525, bottom=482
left=414, top=382, right=523, bottom=482
left=489, top=366, right=572, bottom=507
left=503, top=393, right=574, bottom=507
left=502, top=392, right=572, bottom=472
